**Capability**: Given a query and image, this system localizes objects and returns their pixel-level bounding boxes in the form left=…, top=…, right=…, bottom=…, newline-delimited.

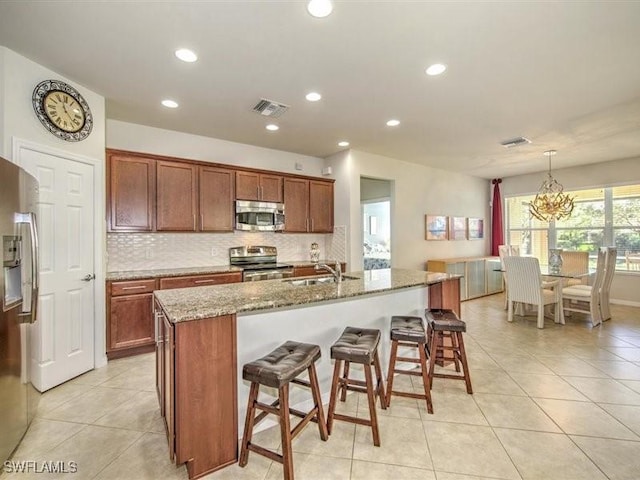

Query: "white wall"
left=0, top=47, right=105, bottom=161
left=326, top=149, right=491, bottom=271
left=107, top=119, right=325, bottom=176
left=502, top=156, right=640, bottom=305
left=0, top=46, right=107, bottom=366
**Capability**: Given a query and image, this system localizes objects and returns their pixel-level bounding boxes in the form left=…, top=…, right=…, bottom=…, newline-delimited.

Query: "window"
left=506, top=184, right=640, bottom=271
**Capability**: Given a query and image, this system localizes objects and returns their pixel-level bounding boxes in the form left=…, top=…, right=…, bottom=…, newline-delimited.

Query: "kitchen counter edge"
left=154, top=268, right=460, bottom=324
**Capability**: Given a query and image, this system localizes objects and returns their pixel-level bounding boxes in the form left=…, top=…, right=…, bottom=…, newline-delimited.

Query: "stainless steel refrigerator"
left=0, top=156, right=40, bottom=463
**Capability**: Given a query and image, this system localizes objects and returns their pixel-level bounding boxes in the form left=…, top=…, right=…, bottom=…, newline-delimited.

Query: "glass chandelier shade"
left=529, top=150, right=575, bottom=222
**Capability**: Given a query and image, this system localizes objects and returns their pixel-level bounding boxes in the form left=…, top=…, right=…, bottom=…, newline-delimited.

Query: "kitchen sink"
left=284, top=275, right=359, bottom=286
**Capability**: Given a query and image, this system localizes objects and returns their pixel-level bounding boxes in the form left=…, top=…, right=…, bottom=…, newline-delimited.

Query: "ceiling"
left=1, top=1, right=640, bottom=179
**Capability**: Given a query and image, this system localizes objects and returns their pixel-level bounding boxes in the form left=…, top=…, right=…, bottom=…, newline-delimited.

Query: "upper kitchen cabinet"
left=156, top=161, right=198, bottom=231
left=283, top=178, right=334, bottom=233
left=107, top=151, right=155, bottom=231
left=199, top=166, right=235, bottom=231
left=282, top=177, right=309, bottom=232
left=309, top=180, right=334, bottom=233
left=235, top=171, right=283, bottom=203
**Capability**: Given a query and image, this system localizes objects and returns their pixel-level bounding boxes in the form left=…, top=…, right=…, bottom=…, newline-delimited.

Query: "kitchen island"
left=153, top=268, right=460, bottom=479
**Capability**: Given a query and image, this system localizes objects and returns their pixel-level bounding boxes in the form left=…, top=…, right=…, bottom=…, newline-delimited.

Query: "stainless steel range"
left=229, top=246, right=294, bottom=281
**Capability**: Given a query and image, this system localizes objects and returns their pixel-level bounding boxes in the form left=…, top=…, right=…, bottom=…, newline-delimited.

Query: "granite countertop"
left=154, top=268, right=460, bottom=323
left=105, top=260, right=342, bottom=281
left=106, top=265, right=242, bottom=281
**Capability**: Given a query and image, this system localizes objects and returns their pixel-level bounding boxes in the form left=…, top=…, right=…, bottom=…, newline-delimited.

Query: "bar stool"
left=239, top=341, right=328, bottom=480
left=425, top=308, right=473, bottom=394
left=327, top=327, right=387, bottom=446
left=385, top=316, right=433, bottom=414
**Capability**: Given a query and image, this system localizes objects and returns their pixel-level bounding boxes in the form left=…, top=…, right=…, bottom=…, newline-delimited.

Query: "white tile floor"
left=4, top=294, right=640, bottom=480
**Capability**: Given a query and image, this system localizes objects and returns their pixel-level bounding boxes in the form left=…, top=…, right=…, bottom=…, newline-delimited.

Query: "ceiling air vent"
left=500, top=136, right=531, bottom=148
left=252, top=99, right=289, bottom=118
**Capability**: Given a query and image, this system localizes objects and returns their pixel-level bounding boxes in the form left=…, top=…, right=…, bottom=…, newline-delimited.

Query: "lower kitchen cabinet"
left=107, top=279, right=158, bottom=360
left=158, top=272, right=241, bottom=289
left=108, top=272, right=242, bottom=360
left=155, top=303, right=237, bottom=478
left=426, top=256, right=503, bottom=301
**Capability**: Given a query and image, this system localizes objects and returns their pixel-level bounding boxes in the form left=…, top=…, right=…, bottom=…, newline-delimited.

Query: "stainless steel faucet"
left=314, top=260, right=342, bottom=283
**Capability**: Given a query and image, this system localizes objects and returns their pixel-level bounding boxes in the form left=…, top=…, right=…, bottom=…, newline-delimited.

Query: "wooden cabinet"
left=159, top=272, right=242, bottom=289
left=109, top=272, right=241, bottom=360
left=107, top=279, right=158, bottom=359
left=107, top=152, right=155, bottom=231
left=283, top=178, right=334, bottom=233
left=155, top=304, right=237, bottom=478
left=199, top=166, right=235, bottom=231
left=427, top=256, right=503, bottom=301
left=235, top=171, right=283, bottom=203
left=293, top=263, right=346, bottom=277
left=283, top=177, right=309, bottom=232
left=156, top=161, right=198, bottom=231
left=106, top=149, right=335, bottom=234
left=309, top=180, right=334, bottom=232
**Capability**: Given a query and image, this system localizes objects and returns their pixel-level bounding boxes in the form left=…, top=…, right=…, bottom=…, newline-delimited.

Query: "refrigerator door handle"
left=15, top=212, right=39, bottom=324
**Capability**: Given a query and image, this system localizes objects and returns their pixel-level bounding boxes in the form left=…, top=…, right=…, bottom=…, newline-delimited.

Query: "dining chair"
left=600, top=247, right=617, bottom=321
left=503, top=256, right=564, bottom=329
left=562, top=248, right=606, bottom=326
left=561, top=250, right=590, bottom=286
left=625, top=250, right=640, bottom=271
left=498, top=244, right=520, bottom=310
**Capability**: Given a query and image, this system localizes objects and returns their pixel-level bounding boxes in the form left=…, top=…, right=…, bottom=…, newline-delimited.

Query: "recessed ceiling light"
left=265, top=124, right=279, bottom=131
left=305, top=92, right=322, bottom=102
left=307, top=0, right=333, bottom=18
left=386, top=119, right=400, bottom=127
left=338, top=141, right=350, bottom=147
left=161, top=99, right=179, bottom=108
left=426, top=63, right=446, bottom=76
left=175, top=48, right=198, bottom=63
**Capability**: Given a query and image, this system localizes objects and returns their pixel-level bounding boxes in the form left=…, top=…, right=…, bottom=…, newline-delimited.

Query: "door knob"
left=82, top=273, right=96, bottom=282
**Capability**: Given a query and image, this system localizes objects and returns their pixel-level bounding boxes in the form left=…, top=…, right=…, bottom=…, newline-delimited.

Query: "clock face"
left=43, top=90, right=86, bottom=133
left=32, top=80, right=93, bottom=142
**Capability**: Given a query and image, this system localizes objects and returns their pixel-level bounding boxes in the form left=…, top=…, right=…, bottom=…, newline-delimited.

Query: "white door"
left=18, top=147, right=96, bottom=391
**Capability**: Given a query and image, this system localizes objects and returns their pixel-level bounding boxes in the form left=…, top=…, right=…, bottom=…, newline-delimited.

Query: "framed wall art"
left=425, top=215, right=449, bottom=240
left=467, top=217, right=484, bottom=240
left=449, top=216, right=467, bottom=240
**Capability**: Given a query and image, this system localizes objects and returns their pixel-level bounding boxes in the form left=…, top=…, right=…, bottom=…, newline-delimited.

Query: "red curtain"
left=491, top=178, right=504, bottom=256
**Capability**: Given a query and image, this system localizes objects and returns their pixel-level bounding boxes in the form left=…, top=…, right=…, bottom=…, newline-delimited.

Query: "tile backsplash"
left=106, top=227, right=347, bottom=272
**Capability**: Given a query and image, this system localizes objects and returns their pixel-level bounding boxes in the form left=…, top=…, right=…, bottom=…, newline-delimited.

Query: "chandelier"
left=529, top=150, right=575, bottom=222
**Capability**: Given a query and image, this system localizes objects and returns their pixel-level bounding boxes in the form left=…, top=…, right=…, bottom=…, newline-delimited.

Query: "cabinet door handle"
left=305, top=218, right=309, bottom=231
left=193, top=214, right=196, bottom=230
left=122, top=285, right=147, bottom=290
left=200, top=213, right=204, bottom=230
left=311, top=218, right=314, bottom=231
left=257, top=186, right=261, bottom=199
left=194, top=279, right=217, bottom=284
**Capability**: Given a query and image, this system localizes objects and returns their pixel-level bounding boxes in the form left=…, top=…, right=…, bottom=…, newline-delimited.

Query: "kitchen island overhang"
left=153, top=269, right=461, bottom=479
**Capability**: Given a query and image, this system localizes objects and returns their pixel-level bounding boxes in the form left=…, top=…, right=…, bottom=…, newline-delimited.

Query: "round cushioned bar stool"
left=239, top=341, right=328, bottom=480
left=385, top=316, right=433, bottom=414
left=424, top=308, right=473, bottom=394
left=327, top=327, right=387, bottom=446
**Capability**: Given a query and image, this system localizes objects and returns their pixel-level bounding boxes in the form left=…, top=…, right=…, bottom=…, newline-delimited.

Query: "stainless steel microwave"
left=235, top=200, right=285, bottom=231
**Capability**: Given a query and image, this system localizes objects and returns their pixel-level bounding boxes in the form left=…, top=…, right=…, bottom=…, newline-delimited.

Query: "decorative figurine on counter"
left=310, top=242, right=320, bottom=263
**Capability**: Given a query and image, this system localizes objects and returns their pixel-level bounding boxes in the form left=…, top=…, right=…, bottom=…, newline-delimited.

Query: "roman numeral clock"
left=32, top=79, right=93, bottom=142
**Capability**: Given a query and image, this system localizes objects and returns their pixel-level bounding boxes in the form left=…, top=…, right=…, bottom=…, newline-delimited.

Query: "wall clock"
left=32, top=79, right=93, bottom=142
